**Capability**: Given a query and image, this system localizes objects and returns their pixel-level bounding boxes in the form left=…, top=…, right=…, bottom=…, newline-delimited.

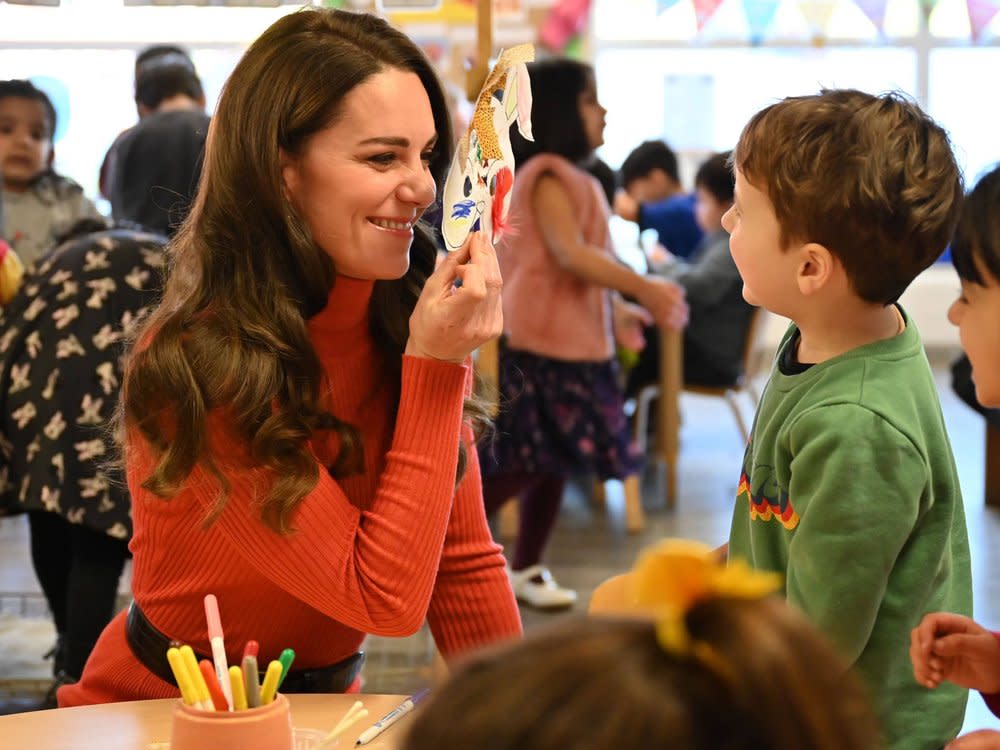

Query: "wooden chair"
left=629, top=308, right=771, bottom=517
left=684, top=307, right=770, bottom=442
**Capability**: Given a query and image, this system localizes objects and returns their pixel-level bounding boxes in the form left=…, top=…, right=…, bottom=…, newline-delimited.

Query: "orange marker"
left=199, top=659, right=229, bottom=711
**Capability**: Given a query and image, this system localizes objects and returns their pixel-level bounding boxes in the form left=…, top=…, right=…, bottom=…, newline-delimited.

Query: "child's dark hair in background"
left=952, top=165, right=1000, bottom=286
left=694, top=150, right=735, bottom=205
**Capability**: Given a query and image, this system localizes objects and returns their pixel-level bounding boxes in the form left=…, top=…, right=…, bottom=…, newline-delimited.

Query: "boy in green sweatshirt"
left=724, top=88, right=972, bottom=750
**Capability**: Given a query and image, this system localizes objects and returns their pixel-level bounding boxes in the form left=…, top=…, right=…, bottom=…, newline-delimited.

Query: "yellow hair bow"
left=627, top=539, right=782, bottom=655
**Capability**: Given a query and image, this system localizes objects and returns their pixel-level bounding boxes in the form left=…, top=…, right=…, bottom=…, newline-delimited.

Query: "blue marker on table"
left=354, top=688, right=430, bottom=745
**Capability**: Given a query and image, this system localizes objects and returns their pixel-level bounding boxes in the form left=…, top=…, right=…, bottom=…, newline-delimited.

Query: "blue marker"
left=354, top=688, right=430, bottom=745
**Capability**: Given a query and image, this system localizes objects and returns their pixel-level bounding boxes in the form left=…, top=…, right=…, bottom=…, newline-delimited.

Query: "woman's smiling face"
left=280, top=67, right=439, bottom=280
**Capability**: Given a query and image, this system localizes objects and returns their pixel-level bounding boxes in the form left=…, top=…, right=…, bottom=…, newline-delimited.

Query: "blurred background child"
left=626, top=149, right=756, bottom=398
left=0, top=79, right=101, bottom=267
left=613, top=139, right=703, bottom=259
left=479, top=58, right=687, bottom=610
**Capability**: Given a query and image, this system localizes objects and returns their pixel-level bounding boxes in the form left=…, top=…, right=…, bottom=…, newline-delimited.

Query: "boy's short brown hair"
left=735, top=89, right=963, bottom=304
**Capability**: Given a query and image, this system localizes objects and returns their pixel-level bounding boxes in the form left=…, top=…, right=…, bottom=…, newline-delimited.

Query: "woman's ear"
left=278, top=148, right=297, bottom=203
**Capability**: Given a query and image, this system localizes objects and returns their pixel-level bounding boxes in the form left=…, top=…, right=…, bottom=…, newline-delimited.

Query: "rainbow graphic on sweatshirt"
left=736, top=469, right=800, bottom=530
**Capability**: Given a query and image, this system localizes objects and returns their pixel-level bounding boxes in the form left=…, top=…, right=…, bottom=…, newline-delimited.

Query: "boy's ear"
left=795, top=242, right=837, bottom=296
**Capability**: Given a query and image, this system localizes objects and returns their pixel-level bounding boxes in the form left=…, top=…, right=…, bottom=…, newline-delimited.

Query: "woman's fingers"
left=408, top=232, right=503, bottom=362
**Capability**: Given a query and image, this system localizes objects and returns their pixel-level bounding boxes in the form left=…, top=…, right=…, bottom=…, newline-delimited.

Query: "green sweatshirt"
left=729, top=311, right=972, bottom=750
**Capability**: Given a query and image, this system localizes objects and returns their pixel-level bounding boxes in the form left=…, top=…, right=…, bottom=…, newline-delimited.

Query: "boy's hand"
left=910, top=612, right=1000, bottom=693
left=947, top=730, right=1000, bottom=749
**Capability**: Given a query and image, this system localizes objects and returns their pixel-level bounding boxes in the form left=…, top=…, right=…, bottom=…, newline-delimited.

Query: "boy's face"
left=626, top=169, right=671, bottom=204
left=722, top=169, right=798, bottom=313
left=0, top=96, right=52, bottom=192
left=948, top=263, right=1000, bottom=407
left=694, top=186, right=730, bottom=235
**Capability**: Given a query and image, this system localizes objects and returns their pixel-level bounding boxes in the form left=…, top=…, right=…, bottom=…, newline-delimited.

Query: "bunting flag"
left=656, top=0, right=684, bottom=12
left=692, top=0, right=725, bottom=27
left=798, top=0, right=837, bottom=36
left=122, top=0, right=300, bottom=4
left=853, top=0, right=889, bottom=30
left=539, top=0, right=592, bottom=51
left=743, top=0, right=781, bottom=42
left=967, top=0, right=1000, bottom=38
left=919, top=0, right=939, bottom=18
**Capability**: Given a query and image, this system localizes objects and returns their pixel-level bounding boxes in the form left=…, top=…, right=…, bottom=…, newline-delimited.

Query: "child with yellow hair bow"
left=402, top=539, right=882, bottom=750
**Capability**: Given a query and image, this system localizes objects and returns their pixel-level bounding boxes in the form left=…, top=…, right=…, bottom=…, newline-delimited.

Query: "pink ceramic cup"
left=170, top=694, right=293, bottom=750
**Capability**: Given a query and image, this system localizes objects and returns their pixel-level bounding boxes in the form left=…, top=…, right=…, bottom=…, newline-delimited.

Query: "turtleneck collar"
left=307, top=275, right=376, bottom=344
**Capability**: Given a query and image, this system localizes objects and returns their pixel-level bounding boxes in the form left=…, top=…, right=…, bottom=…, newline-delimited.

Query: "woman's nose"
left=399, top=168, right=437, bottom=208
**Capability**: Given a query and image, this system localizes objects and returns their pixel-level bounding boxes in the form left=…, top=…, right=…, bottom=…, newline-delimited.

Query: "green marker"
left=276, top=648, right=295, bottom=690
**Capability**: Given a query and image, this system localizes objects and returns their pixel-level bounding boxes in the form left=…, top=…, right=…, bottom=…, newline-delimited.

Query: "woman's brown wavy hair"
left=120, top=8, right=486, bottom=533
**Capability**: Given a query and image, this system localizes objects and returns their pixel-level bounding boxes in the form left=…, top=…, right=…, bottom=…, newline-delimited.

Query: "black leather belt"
left=125, top=601, right=365, bottom=693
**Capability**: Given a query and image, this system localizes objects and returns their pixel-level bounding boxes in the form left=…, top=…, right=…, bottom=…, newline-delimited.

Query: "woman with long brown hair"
left=61, top=7, right=520, bottom=706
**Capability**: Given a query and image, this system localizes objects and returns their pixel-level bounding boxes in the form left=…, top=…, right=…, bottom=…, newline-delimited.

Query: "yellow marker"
left=229, top=665, right=248, bottom=711
left=167, top=647, right=197, bottom=706
left=259, top=660, right=283, bottom=705
left=180, top=645, right=212, bottom=710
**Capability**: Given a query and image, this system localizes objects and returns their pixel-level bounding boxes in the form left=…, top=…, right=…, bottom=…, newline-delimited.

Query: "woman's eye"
left=368, top=153, right=396, bottom=166
left=421, top=150, right=435, bottom=164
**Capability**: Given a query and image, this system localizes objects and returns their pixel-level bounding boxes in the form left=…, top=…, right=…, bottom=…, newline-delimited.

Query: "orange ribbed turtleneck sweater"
left=61, top=275, right=521, bottom=705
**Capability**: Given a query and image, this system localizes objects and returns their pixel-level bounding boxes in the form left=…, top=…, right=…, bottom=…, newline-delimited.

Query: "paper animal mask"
left=441, top=44, right=534, bottom=251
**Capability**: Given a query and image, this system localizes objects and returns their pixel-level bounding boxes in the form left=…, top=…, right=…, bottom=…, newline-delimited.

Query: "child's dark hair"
left=621, top=139, right=680, bottom=190
left=952, top=164, right=1000, bottom=286
left=134, top=64, right=204, bottom=111
left=136, top=45, right=194, bottom=76
left=735, top=88, right=963, bottom=305
left=509, top=58, right=593, bottom=167
left=403, top=608, right=880, bottom=750
left=0, top=79, right=56, bottom=141
left=694, top=150, right=734, bottom=205
left=584, top=156, right=618, bottom=206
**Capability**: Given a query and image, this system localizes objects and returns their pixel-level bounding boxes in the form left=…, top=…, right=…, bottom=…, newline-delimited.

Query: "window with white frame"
left=593, top=0, right=1000, bottom=185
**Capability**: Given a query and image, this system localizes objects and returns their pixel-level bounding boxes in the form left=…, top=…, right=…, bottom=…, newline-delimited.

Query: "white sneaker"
left=509, top=564, right=577, bottom=610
